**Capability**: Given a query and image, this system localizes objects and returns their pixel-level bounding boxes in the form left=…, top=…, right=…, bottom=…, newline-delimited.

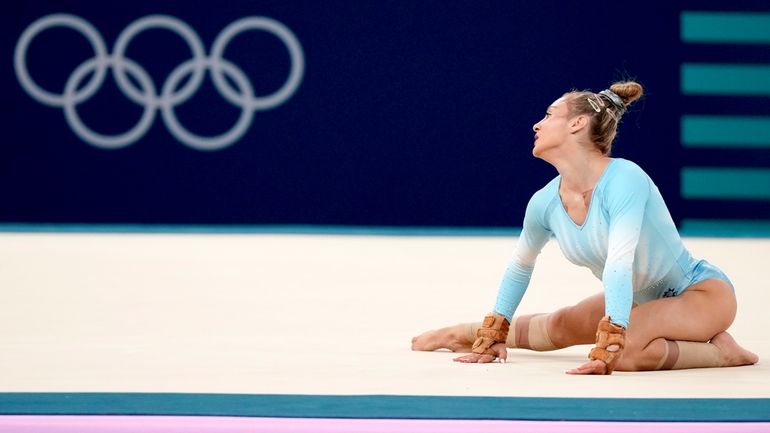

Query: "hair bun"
left=609, top=81, right=644, bottom=106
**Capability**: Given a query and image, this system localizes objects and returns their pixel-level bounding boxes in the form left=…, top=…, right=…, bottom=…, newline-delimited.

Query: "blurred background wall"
left=3, top=1, right=769, bottom=233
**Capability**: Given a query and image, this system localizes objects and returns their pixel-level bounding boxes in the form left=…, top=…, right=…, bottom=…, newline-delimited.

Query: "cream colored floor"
left=1, top=232, right=767, bottom=398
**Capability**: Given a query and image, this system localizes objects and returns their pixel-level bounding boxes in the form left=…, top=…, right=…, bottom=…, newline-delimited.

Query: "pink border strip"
left=1, top=416, right=769, bottom=433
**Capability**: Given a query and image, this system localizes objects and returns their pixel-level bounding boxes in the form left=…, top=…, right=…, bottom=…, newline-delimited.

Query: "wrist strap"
left=471, top=313, right=510, bottom=355
left=588, top=315, right=626, bottom=374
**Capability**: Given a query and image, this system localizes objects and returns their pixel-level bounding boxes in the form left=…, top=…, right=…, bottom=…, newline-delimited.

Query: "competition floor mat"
left=1, top=231, right=768, bottom=431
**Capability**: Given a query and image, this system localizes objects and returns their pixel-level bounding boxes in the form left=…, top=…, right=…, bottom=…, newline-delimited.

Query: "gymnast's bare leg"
left=412, top=285, right=758, bottom=371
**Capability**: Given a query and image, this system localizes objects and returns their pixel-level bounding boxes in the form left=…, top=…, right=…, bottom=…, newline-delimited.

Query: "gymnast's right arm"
left=493, top=192, right=552, bottom=321
left=457, top=192, right=552, bottom=361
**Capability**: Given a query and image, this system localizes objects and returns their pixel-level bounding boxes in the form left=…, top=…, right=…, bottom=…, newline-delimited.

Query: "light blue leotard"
left=493, top=158, right=732, bottom=328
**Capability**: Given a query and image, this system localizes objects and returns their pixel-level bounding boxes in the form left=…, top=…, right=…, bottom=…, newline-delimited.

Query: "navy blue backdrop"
left=3, top=1, right=769, bottom=229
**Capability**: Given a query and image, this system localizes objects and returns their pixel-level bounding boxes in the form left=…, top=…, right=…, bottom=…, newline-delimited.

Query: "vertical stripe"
left=661, top=340, right=680, bottom=370
left=655, top=340, right=669, bottom=370
left=515, top=315, right=532, bottom=349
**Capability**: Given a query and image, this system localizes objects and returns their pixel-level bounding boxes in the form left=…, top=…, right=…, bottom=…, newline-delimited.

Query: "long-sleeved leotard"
left=493, top=158, right=731, bottom=328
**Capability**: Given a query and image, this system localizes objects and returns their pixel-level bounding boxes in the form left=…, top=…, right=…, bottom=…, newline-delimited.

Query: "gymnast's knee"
left=547, top=306, right=594, bottom=347
left=615, top=337, right=667, bottom=371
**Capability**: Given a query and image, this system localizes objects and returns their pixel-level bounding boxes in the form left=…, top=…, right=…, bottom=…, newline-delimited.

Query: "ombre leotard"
left=492, top=158, right=732, bottom=328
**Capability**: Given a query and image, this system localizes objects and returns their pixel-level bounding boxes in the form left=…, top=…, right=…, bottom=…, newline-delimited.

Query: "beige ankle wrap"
left=656, top=340, right=724, bottom=370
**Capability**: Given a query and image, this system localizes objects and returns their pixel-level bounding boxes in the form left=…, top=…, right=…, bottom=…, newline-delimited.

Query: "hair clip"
left=587, top=98, right=602, bottom=112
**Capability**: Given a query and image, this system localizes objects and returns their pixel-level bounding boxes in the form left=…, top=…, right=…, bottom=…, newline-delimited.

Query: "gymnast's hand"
left=453, top=342, right=507, bottom=363
left=566, top=359, right=609, bottom=374
left=567, top=316, right=625, bottom=375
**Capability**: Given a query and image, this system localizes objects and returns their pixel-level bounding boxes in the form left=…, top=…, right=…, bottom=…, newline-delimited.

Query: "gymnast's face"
left=531, top=96, right=570, bottom=158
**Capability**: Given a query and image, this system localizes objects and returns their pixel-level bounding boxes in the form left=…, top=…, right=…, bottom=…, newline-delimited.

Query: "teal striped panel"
left=681, top=64, right=770, bottom=95
left=681, top=219, right=770, bottom=237
left=681, top=12, right=770, bottom=44
left=681, top=167, right=770, bottom=200
left=682, top=116, right=770, bottom=147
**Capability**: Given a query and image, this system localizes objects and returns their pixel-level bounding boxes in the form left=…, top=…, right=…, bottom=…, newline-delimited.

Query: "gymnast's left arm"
left=568, top=166, right=650, bottom=375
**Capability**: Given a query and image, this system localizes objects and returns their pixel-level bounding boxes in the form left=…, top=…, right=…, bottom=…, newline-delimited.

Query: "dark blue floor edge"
left=0, top=394, right=768, bottom=422
left=0, top=223, right=520, bottom=237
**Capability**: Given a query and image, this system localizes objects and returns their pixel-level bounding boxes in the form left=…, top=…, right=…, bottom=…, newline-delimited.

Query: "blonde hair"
left=563, top=81, right=644, bottom=155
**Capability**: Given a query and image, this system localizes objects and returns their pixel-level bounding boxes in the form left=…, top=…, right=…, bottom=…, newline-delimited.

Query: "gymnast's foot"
left=710, top=332, right=759, bottom=367
left=411, top=324, right=474, bottom=353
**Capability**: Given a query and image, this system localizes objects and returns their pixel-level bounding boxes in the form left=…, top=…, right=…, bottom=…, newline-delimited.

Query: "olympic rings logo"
left=14, top=14, right=304, bottom=151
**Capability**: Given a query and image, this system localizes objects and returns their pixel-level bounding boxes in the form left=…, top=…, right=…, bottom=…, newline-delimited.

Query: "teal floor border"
left=0, top=394, right=769, bottom=422
left=679, top=219, right=770, bottom=238
left=2, top=222, right=770, bottom=238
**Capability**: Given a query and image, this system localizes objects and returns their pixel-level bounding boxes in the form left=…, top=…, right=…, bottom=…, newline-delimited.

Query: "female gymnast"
left=411, top=80, right=758, bottom=374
